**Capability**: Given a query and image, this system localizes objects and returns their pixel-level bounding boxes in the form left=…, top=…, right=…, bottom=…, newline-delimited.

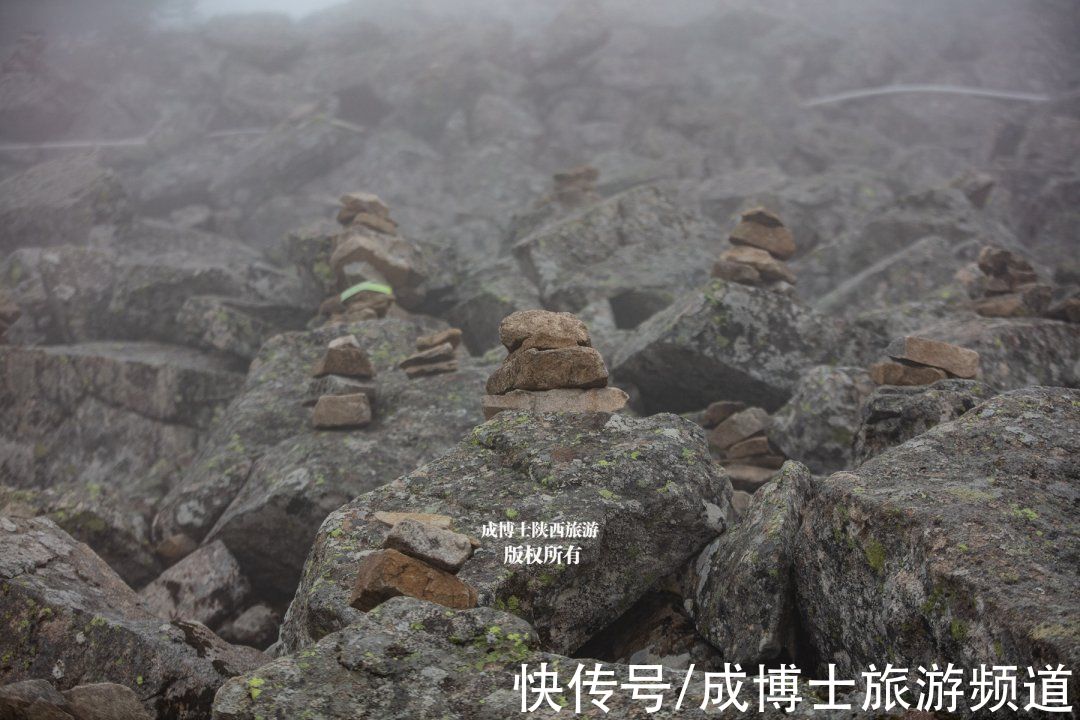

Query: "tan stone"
left=885, top=336, right=980, bottom=378
left=349, top=212, right=398, bottom=236
left=64, top=683, right=151, bottom=720
left=155, top=533, right=198, bottom=564
left=499, top=309, right=590, bottom=352
left=342, top=291, right=393, bottom=319
left=709, top=407, right=771, bottom=451
left=977, top=246, right=1037, bottom=289
left=725, top=464, right=777, bottom=493
left=729, top=220, right=796, bottom=260
left=720, top=246, right=796, bottom=284
left=974, top=284, right=1052, bottom=318
left=372, top=511, right=453, bottom=530
left=869, top=361, right=948, bottom=387
left=383, top=519, right=473, bottom=573
left=349, top=549, right=478, bottom=612
left=399, top=342, right=456, bottom=370
left=312, top=345, right=375, bottom=379
left=328, top=334, right=360, bottom=350
left=726, top=435, right=772, bottom=459
left=481, top=387, right=629, bottom=419
left=711, top=259, right=761, bottom=285
left=338, top=191, right=390, bottom=224
left=486, top=346, right=607, bottom=395
left=417, top=328, right=463, bottom=351
left=701, top=400, right=747, bottom=429
left=331, top=232, right=426, bottom=291
left=740, top=207, right=784, bottom=228
left=312, top=393, right=372, bottom=429
left=404, top=360, right=459, bottom=378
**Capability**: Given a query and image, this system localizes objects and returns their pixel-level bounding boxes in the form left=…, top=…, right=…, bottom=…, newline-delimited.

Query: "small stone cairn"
left=309, top=334, right=377, bottom=429
left=711, top=207, right=797, bottom=290
left=398, top=328, right=463, bottom=378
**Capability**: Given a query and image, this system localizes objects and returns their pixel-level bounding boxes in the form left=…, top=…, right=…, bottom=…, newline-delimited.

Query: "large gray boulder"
left=280, top=411, right=732, bottom=655
left=153, top=316, right=491, bottom=607
left=796, top=387, right=1080, bottom=692
left=0, top=516, right=265, bottom=720
left=613, top=279, right=876, bottom=413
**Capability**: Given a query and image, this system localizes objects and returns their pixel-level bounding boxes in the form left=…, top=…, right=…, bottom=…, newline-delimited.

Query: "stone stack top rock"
left=336, top=191, right=397, bottom=235
left=311, top=335, right=375, bottom=379
left=971, top=245, right=1064, bottom=320
left=713, top=207, right=797, bottom=289
left=869, top=335, right=981, bottom=387
left=398, top=327, right=464, bottom=378
left=483, top=310, right=627, bottom=418
left=705, top=405, right=786, bottom=495
left=310, top=334, right=377, bottom=429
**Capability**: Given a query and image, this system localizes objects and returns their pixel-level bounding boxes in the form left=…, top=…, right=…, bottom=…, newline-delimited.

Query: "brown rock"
left=726, top=435, right=772, bottom=459
left=403, top=360, right=459, bottom=378
left=701, top=400, right=747, bottom=429
left=724, top=464, right=777, bottom=493
left=63, top=683, right=151, bottom=720
left=349, top=212, right=398, bottom=236
left=399, top=342, right=456, bottom=369
left=155, top=533, right=198, bottom=564
left=709, top=407, right=771, bottom=452
left=348, top=549, right=478, bottom=612
left=739, top=207, right=784, bottom=228
left=311, top=345, right=375, bottom=379
left=1046, top=296, right=1080, bottom=323
left=312, top=393, right=372, bottom=429
left=729, top=220, right=796, bottom=260
left=885, top=336, right=981, bottom=378
left=319, top=295, right=345, bottom=317
left=973, top=284, right=1052, bottom=318
left=338, top=192, right=390, bottom=225
left=417, top=328, right=463, bottom=351
left=372, top=511, right=453, bottom=530
left=341, top=291, right=393, bottom=319
left=331, top=233, right=427, bottom=296
left=711, top=259, right=762, bottom=285
left=977, top=246, right=1037, bottom=289
left=481, top=387, right=629, bottom=419
left=485, top=346, right=608, bottom=395
left=720, top=246, right=796, bottom=284
left=498, top=309, right=590, bottom=352
left=869, top=361, right=948, bottom=386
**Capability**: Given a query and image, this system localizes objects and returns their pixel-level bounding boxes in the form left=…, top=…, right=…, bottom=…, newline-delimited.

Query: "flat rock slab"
left=885, top=335, right=980, bottom=378
left=383, top=518, right=473, bottom=573
left=796, top=387, right=1080, bottom=688
left=481, top=387, right=628, bottom=419
left=485, top=345, right=608, bottom=394
left=499, top=309, right=590, bottom=351
left=350, top=548, right=477, bottom=611
left=708, top=406, right=771, bottom=451
left=312, top=392, right=372, bottom=429
left=280, top=412, right=731, bottom=655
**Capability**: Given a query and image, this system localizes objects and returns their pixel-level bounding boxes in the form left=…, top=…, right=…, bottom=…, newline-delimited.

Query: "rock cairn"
left=481, top=310, right=628, bottom=419
left=350, top=512, right=477, bottom=612
left=551, top=164, right=600, bottom=209
left=321, top=191, right=429, bottom=321
left=869, top=335, right=981, bottom=387
left=398, top=327, right=462, bottom=378
left=702, top=402, right=786, bottom=495
left=711, top=207, right=797, bottom=289
left=309, top=334, right=376, bottom=429
left=971, top=245, right=1078, bottom=322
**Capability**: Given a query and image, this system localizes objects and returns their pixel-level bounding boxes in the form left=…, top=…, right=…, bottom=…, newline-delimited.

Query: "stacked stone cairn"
left=702, top=402, right=786, bottom=503
left=971, top=245, right=1078, bottom=322
left=711, top=207, right=797, bottom=289
left=309, top=334, right=377, bottom=429
left=868, top=335, right=981, bottom=387
left=481, top=310, right=628, bottom=419
left=321, top=191, right=429, bottom=321
left=550, top=164, right=600, bottom=209
left=350, top=511, right=478, bottom=612
left=398, top=328, right=463, bottom=378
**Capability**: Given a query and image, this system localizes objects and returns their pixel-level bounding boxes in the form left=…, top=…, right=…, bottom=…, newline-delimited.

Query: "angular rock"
left=710, top=259, right=761, bottom=284
left=0, top=517, right=264, bottom=719
left=689, top=463, right=811, bottom=665
left=700, top=400, right=746, bottom=429
left=852, top=379, right=999, bottom=465
left=796, top=387, right=1080, bottom=687
left=337, top=192, right=390, bottom=225
left=402, top=359, right=459, bottom=378
left=613, top=279, right=867, bottom=413
left=708, top=407, right=771, bottom=451
left=398, top=342, right=455, bottom=369
left=725, top=435, right=772, bottom=459
left=63, top=683, right=150, bottom=720
left=139, top=540, right=249, bottom=629
left=280, top=412, right=731, bottom=654
left=886, top=335, right=981, bottom=378
left=719, top=245, right=796, bottom=284
left=771, top=366, right=874, bottom=475
left=977, top=245, right=1038, bottom=288
left=729, top=218, right=796, bottom=260
left=442, top=257, right=543, bottom=355
left=383, top=518, right=474, bottom=573
left=347, top=212, right=398, bottom=236
left=416, top=327, right=462, bottom=351
left=485, top=346, right=608, bottom=395
left=481, top=387, right=628, bottom=419
left=216, top=604, right=279, bottom=651
left=350, top=549, right=478, bottom=611
left=311, top=344, right=375, bottom=379
left=868, top=360, right=948, bottom=386
left=498, top=309, right=590, bottom=352
left=973, top=283, right=1052, bottom=317
left=330, top=232, right=429, bottom=310
left=312, top=393, right=372, bottom=429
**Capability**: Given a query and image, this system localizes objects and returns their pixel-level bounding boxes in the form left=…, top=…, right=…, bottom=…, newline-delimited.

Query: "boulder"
left=280, top=412, right=731, bottom=654
left=0, top=517, right=264, bottom=719
left=796, top=387, right=1080, bottom=690
left=349, top=549, right=478, bottom=611
left=707, top=407, right=771, bottom=452
left=442, top=257, right=543, bottom=354
left=688, top=463, right=811, bottom=666
left=481, top=387, right=629, bottom=419
left=485, top=346, right=608, bottom=395
left=852, top=379, right=999, bottom=465
left=885, top=335, right=981, bottom=378
left=63, top=683, right=151, bottom=720
left=771, top=366, right=874, bottom=474
left=383, top=518, right=473, bottom=573
left=139, top=540, right=249, bottom=629
left=613, top=279, right=872, bottom=413
left=216, top=604, right=279, bottom=651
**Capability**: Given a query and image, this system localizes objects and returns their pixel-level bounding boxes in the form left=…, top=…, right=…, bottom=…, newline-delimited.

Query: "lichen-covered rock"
left=613, top=279, right=875, bottom=413
left=795, top=387, right=1080, bottom=694
left=852, top=379, right=999, bottom=465
left=0, top=342, right=242, bottom=586
left=771, top=366, right=874, bottom=474
left=154, top=317, right=491, bottom=608
left=280, top=412, right=731, bottom=655
left=139, top=540, right=249, bottom=629
left=688, top=462, right=811, bottom=666
left=0, top=516, right=265, bottom=720
left=443, top=257, right=544, bottom=355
